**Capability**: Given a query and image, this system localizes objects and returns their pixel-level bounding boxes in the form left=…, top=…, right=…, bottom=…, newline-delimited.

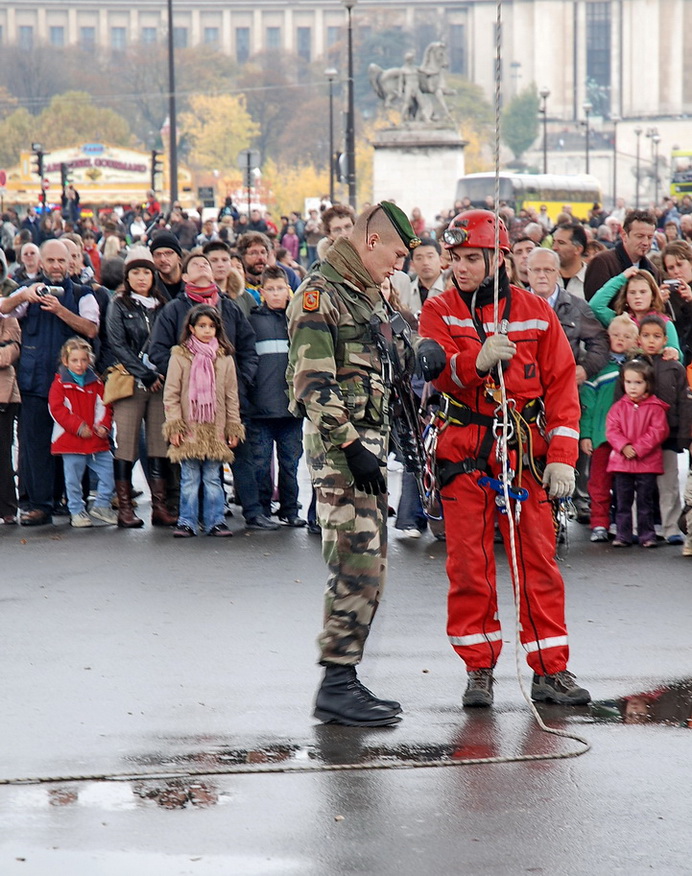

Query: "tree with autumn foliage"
left=179, top=94, right=259, bottom=173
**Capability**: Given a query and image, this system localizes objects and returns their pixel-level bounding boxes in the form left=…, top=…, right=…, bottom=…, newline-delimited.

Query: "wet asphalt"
left=1, top=471, right=691, bottom=875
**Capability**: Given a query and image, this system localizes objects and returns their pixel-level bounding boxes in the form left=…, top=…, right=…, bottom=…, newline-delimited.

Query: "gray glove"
left=542, top=462, right=575, bottom=499
left=475, top=334, right=516, bottom=374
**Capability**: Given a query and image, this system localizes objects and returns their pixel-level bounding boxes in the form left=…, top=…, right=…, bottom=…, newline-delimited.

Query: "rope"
left=491, top=0, right=589, bottom=761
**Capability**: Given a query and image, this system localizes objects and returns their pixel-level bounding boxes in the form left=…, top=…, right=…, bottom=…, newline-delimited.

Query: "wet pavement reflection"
left=591, top=678, right=692, bottom=726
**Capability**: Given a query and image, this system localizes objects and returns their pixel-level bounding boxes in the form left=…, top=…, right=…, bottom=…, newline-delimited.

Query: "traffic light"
left=31, top=145, right=44, bottom=180
left=60, top=162, right=72, bottom=190
left=150, top=150, right=163, bottom=191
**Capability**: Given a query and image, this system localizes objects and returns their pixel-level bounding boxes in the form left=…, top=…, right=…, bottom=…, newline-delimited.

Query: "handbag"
left=103, top=363, right=135, bottom=405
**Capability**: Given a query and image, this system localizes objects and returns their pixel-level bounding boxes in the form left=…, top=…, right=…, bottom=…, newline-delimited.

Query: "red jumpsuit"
left=419, top=282, right=580, bottom=675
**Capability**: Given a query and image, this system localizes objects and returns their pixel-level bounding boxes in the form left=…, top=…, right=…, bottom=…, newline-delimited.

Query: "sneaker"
left=207, top=523, right=233, bottom=537
left=400, top=527, right=421, bottom=539
left=590, top=526, right=608, bottom=543
left=91, top=505, right=118, bottom=526
left=70, top=510, right=93, bottom=528
left=245, top=514, right=280, bottom=531
left=531, top=670, right=591, bottom=705
left=462, top=668, right=494, bottom=707
left=666, top=534, right=684, bottom=545
left=173, top=523, right=196, bottom=538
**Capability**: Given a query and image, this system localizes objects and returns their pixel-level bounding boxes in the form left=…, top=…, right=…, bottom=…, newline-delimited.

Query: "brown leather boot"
left=150, top=478, right=178, bottom=526
left=115, top=481, right=144, bottom=528
left=114, top=460, right=144, bottom=528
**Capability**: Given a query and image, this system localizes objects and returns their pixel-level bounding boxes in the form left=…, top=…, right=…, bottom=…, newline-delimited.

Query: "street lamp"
left=611, top=114, right=620, bottom=207
left=341, top=0, right=357, bottom=209
left=653, top=133, right=661, bottom=206
left=325, top=68, right=338, bottom=205
left=634, top=126, right=643, bottom=208
left=167, top=0, right=178, bottom=205
left=583, top=101, right=592, bottom=174
left=539, top=87, right=550, bottom=174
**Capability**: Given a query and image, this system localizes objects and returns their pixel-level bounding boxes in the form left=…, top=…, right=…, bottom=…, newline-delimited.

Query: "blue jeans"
left=247, top=417, right=304, bottom=517
left=62, top=451, right=115, bottom=515
left=179, top=458, right=225, bottom=532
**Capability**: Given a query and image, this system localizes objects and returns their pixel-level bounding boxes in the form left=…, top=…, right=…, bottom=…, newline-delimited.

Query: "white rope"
left=491, top=0, right=589, bottom=760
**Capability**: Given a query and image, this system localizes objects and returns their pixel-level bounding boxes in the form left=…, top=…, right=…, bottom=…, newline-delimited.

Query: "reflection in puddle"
left=591, top=679, right=692, bottom=727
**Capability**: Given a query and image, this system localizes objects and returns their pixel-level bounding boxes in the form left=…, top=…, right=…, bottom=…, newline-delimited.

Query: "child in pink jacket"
left=606, top=358, right=669, bottom=548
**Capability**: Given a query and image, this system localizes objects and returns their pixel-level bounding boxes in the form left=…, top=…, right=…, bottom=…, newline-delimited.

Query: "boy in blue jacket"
left=247, top=266, right=306, bottom=526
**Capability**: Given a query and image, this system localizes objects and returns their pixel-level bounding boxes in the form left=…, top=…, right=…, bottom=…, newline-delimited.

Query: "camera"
left=35, top=284, right=64, bottom=298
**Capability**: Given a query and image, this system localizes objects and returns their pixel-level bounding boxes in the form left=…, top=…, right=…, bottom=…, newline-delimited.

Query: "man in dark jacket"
left=149, top=231, right=185, bottom=300
left=148, top=252, right=277, bottom=531
left=528, top=246, right=609, bottom=522
left=0, top=239, right=99, bottom=525
left=584, top=209, right=660, bottom=301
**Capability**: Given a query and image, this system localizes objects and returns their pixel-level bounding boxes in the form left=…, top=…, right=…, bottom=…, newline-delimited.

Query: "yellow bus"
left=670, top=150, right=692, bottom=199
left=455, top=172, right=602, bottom=222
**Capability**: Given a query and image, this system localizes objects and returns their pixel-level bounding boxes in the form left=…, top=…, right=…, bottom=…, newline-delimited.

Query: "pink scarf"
left=186, top=335, right=218, bottom=423
left=186, top=282, right=219, bottom=307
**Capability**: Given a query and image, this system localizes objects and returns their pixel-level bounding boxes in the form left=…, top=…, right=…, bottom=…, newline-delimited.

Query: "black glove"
left=416, top=339, right=446, bottom=381
left=343, top=439, right=387, bottom=495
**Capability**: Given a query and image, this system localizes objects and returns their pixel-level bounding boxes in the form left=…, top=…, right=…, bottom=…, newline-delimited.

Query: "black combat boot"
left=313, top=664, right=402, bottom=727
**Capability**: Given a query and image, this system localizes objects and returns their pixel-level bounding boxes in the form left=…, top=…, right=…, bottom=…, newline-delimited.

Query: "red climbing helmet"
left=441, top=209, right=510, bottom=253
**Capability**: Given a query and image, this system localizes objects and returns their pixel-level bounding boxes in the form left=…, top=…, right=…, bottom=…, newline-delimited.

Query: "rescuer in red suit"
left=418, top=210, right=591, bottom=707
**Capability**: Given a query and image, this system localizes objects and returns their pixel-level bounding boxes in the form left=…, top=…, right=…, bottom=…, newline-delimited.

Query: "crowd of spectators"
left=0, top=191, right=691, bottom=555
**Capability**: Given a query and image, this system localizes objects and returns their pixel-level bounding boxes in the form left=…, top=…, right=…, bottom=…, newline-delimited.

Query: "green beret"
left=378, top=201, right=422, bottom=250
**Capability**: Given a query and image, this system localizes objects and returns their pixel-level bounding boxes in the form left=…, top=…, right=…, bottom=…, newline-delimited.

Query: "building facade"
left=0, top=0, right=689, bottom=123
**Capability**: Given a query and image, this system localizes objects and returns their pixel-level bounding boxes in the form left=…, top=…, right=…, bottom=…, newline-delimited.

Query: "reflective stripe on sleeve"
left=547, top=426, right=580, bottom=441
left=449, top=630, right=503, bottom=647
left=450, top=353, right=464, bottom=388
left=522, top=635, right=569, bottom=653
left=256, top=339, right=289, bottom=356
left=442, top=315, right=475, bottom=329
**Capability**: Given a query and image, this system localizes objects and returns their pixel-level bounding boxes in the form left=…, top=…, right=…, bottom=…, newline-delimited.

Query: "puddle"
left=590, top=679, right=692, bottom=726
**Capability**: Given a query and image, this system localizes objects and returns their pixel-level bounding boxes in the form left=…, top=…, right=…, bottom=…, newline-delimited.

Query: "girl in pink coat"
left=606, top=358, right=670, bottom=547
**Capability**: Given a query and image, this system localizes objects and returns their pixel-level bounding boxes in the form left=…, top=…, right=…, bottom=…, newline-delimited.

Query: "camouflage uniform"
left=287, top=239, right=394, bottom=666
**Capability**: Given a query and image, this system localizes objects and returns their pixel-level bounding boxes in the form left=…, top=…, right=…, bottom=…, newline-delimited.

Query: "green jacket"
left=589, top=272, right=683, bottom=359
left=579, top=357, right=622, bottom=448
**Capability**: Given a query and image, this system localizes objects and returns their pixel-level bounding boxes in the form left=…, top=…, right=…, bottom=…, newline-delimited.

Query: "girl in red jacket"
left=606, top=358, right=670, bottom=548
left=48, top=338, right=117, bottom=528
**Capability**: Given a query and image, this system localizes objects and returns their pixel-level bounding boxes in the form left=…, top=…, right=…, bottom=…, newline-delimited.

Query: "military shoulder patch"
left=303, top=289, right=320, bottom=312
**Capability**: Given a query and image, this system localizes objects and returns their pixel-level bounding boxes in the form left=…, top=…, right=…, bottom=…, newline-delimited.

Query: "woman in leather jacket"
left=105, top=246, right=175, bottom=528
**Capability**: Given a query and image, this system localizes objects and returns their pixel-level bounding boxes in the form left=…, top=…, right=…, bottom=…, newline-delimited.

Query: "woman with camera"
left=661, top=241, right=692, bottom=367
left=106, top=247, right=175, bottom=528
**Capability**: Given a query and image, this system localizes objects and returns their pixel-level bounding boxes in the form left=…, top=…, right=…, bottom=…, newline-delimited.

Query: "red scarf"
left=185, top=282, right=219, bottom=307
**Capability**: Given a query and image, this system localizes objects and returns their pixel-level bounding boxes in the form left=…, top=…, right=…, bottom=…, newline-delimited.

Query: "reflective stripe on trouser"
left=441, top=466, right=569, bottom=674
left=305, top=423, right=388, bottom=666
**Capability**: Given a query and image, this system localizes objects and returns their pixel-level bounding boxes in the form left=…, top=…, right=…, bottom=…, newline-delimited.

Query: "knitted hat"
left=148, top=230, right=183, bottom=257
left=124, top=245, right=157, bottom=274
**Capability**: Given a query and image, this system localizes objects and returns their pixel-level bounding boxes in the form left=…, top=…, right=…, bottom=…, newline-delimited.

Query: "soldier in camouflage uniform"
left=286, top=202, right=446, bottom=726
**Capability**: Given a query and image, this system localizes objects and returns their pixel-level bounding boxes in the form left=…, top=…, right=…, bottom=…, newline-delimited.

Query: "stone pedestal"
left=372, top=125, right=466, bottom=227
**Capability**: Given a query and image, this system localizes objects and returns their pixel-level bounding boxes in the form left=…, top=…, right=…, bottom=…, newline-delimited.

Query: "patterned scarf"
left=185, top=335, right=218, bottom=423
left=185, top=282, right=219, bottom=307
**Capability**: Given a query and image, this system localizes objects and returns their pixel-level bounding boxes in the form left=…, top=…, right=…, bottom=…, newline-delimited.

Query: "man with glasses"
left=527, top=247, right=609, bottom=525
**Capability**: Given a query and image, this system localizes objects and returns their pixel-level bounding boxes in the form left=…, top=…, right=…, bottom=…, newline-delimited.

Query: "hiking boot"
left=531, top=670, right=591, bottom=705
left=91, top=505, right=118, bottom=526
left=462, top=668, right=494, bottom=707
left=70, top=510, right=93, bottom=528
left=314, top=664, right=402, bottom=726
